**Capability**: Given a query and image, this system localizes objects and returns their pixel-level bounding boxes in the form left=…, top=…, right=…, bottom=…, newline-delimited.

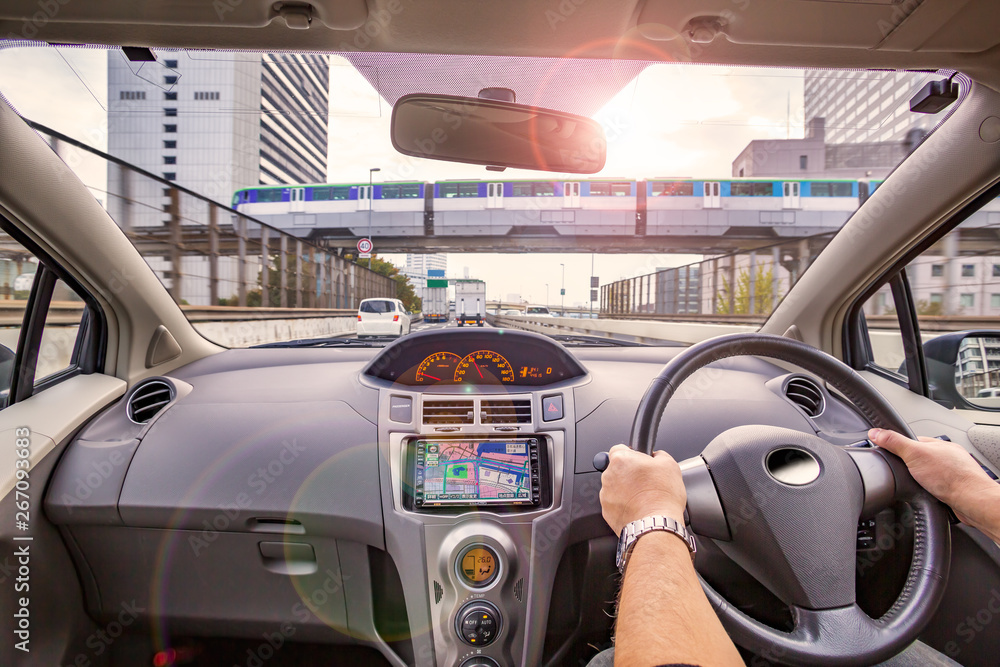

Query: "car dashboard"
left=43, top=329, right=878, bottom=667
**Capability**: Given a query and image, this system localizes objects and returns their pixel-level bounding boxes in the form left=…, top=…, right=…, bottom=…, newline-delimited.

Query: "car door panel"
left=0, top=373, right=126, bottom=666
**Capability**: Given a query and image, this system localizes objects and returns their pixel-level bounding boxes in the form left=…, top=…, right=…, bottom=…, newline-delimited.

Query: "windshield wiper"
left=546, top=334, right=652, bottom=347
left=252, top=336, right=397, bottom=348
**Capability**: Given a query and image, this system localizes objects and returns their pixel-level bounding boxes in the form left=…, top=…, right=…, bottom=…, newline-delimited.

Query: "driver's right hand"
left=869, top=428, right=1000, bottom=536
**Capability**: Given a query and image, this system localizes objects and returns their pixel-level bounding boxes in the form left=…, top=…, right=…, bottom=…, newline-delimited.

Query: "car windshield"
left=0, top=47, right=955, bottom=347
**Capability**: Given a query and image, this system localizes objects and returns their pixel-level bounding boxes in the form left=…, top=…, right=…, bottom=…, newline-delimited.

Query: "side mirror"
left=922, top=330, right=1000, bottom=410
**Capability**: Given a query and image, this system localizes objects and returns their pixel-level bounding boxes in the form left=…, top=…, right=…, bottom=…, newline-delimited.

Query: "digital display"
left=459, top=546, right=498, bottom=586
left=518, top=365, right=554, bottom=380
left=415, top=439, right=537, bottom=506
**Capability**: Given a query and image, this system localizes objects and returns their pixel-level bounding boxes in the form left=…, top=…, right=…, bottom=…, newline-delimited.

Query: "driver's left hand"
left=599, top=444, right=687, bottom=535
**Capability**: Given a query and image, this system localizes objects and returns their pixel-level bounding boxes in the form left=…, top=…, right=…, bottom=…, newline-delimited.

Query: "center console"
left=373, top=388, right=580, bottom=667
left=363, top=329, right=589, bottom=666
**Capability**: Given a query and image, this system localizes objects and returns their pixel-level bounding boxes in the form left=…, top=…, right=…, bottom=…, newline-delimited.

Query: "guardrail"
left=489, top=313, right=756, bottom=344
left=491, top=312, right=1000, bottom=346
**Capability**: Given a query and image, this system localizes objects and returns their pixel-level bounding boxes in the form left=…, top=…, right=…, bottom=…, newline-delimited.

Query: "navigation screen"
left=415, top=439, right=535, bottom=505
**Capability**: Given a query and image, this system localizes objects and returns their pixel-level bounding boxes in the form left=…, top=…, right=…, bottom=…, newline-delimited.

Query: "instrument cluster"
left=362, top=329, right=588, bottom=387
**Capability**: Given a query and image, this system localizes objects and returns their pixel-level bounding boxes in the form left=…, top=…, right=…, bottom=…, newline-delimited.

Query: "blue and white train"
left=232, top=178, right=882, bottom=240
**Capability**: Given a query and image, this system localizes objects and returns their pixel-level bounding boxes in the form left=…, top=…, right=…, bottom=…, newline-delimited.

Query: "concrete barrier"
left=193, top=316, right=358, bottom=348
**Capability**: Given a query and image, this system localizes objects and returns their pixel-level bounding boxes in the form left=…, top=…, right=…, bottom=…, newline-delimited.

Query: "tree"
left=246, top=256, right=296, bottom=308
left=357, top=255, right=423, bottom=312
left=915, top=299, right=942, bottom=316
left=716, top=266, right=778, bottom=315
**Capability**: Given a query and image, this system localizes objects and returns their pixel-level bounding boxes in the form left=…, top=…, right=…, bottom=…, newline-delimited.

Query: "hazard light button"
left=542, top=395, right=563, bottom=422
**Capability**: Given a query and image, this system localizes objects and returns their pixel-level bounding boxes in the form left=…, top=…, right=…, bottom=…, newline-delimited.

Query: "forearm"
left=956, top=482, right=1000, bottom=543
left=614, top=532, right=744, bottom=667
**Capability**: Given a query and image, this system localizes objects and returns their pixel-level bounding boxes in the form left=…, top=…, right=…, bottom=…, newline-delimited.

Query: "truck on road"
left=423, top=269, right=449, bottom=323
left=423, top=287, right=449, bottom=323
left=455, top=279, right=486, bottom=327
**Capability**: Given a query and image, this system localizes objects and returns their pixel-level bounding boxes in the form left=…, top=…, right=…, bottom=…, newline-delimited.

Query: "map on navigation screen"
left=418, top=440, right=534, bottom=504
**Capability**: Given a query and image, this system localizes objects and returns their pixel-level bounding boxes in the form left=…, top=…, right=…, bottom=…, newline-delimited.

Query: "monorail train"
left=231, top=178, right=884, bottom=240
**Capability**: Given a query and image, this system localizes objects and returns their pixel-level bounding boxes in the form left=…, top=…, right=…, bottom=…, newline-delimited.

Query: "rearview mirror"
left=390, top=93, right=607, bottom=174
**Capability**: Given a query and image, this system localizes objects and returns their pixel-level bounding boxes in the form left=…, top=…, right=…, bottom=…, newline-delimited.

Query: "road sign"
left=591, top=276, right=599, bottom=288
left=560, top=288, right=565, bottom=296
left=591, top=289, right=598, bottom=302
left=357, top=238, right=373, bottom=254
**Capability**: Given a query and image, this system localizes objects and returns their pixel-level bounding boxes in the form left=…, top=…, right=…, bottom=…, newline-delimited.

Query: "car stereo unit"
left=412, top=438, right=542, bottom=508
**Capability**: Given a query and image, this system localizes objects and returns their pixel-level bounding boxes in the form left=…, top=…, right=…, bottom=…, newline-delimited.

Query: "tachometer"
left=416, top=352, right=462, bottom=383
left=454, top=350, right=515, bottom=384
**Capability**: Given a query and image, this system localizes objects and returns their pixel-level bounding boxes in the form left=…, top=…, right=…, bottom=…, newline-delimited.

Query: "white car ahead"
left=357, top=298, right=411, bottom=338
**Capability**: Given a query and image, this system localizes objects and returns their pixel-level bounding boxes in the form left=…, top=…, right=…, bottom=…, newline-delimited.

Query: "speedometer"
left=454, top=350, right=515, bottom=384
left=416, top=352, right=462, bottom=383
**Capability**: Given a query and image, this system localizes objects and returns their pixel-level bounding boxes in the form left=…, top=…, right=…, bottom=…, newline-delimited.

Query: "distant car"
left=357, top=298, right=411, bottom=338
left=525, top=306, right=553, bottom=316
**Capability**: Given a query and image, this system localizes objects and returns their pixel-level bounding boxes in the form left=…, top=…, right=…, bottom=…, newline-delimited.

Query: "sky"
left=0, top=45, right=906, bottom=307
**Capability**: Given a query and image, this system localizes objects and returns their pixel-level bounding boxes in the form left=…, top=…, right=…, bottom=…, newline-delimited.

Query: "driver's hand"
left=868, top=428, right=996, bottom=526
left=599, top=444, right=687, bottom=535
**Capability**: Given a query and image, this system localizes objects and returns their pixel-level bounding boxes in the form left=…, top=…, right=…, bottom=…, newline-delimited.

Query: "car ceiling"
left=2, top=0, right=1000, bottom=89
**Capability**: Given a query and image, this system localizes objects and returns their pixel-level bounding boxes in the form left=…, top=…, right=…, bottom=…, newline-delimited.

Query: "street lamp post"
left=545, top=283, right=549, bottom=307
left=560, top=263, right=565, bottom=314
left=367, top=167, right=380, bottom=258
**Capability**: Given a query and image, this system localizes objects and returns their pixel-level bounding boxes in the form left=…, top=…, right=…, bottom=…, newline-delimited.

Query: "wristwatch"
left=616, top=515, right=697, bottom=574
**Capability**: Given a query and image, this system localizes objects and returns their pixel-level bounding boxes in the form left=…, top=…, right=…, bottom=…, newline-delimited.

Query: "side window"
left=861, top=279, right=909, bottom=381
left=858, top=209, right=1000, bottom=410
left=38, top=279, right=87, bottom=383
left=0, top=256, right=39, bottom=399
left=0, top=228, right=95, bottom=408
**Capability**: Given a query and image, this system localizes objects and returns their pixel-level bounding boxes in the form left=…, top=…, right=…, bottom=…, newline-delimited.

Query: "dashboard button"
left=542, top=395, right=563, bottom=421
left=389, top=395, right=412, bottom=423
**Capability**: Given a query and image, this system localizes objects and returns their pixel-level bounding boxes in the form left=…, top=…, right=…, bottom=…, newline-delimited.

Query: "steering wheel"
left=629, top=333, right=951, bottom=666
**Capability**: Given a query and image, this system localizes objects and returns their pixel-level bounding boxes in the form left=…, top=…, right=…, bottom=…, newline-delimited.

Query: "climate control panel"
left=456, top=600, right=502, bottom=647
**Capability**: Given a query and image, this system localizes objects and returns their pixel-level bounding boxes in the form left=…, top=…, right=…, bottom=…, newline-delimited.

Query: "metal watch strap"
left=616, top=515, right=697, bottom=574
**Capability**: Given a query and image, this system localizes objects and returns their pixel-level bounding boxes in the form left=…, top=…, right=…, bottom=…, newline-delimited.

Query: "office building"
left=106, top=50, right=329, bottom=226
left=733, top=71, right=948, bottom=179
left=105, top=50, right=330, bottom=305
left=404, top=253, right=448, bottom=303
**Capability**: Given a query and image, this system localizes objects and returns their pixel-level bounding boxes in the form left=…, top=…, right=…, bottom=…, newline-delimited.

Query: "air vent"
left=127, top=380, right=174, bottom=424
left=784, top=377, right=825, bottom=417
left=422, top=400, right=474, bottom=425
left=481, top=399, right=532, bottom=424
left=514, top=578, right=524, bottom=602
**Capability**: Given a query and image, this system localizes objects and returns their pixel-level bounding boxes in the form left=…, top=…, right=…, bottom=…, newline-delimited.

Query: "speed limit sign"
left=357, top=238, right=373, bottom=257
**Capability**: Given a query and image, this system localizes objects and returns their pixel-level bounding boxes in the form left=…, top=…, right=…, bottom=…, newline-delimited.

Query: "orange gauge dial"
left=416, top=352, right=462, bottom=383
left=454, top=350, right=515, bottom=384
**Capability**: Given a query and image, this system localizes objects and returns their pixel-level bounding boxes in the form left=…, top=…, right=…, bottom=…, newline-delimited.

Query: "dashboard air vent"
left=127, top=380, right=174, bottom=424
left=481, top=399, right=532, bottom=424
left=422, top=400, right=474, bottom=425
left=784, top=377, right=825, bottom=417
